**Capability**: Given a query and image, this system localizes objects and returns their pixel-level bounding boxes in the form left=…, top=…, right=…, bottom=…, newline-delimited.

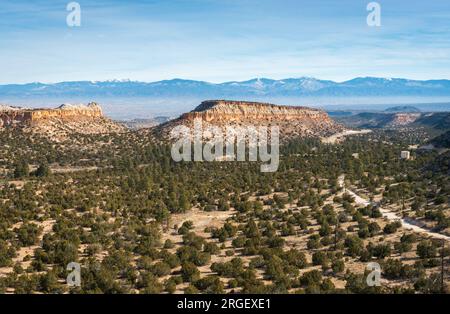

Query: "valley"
left=0, top=100, right=448, bottom=294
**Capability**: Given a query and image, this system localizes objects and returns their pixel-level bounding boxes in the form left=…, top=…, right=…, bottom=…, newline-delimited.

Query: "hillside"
left=120, top=116, right=173, bottom=130
left=0, top=102, right=125, bottom=140
left=0, top=119, right=448, bottom=294
left=430, top=130, right=450, bottom=148
left=336, top=112, right=422, bottom=128
left=384, top=105, right=421, bottom=113
left=413, top=112, right=450, bottom=130
left=155, top=100, right=345, bottom=140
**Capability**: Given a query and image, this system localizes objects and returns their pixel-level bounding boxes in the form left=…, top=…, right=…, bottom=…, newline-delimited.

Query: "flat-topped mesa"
left=182, top=100, right=328, bottom=123
left=159, top=100, right=344, bottom=140
left=30, top=102, right=103, bottom=123
left=0, top=102, right=103, bottom=127
left=0, top=102, right=124, bottom=141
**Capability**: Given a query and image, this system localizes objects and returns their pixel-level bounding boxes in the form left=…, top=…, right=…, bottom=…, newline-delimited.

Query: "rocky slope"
left=0, top=102, right=124, bottom=140
left=336, top=112, right=423, bottom=129
left=389, top=113, right=422, bottom=126
left=337, top=111, right=450, bottom=130
left=120, top=116, right=173, bottom=130
left=156, top=100, right=344, bottom=140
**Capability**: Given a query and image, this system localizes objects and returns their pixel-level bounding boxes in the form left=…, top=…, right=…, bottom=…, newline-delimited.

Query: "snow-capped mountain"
left=1, top=77, right=450, bottom=98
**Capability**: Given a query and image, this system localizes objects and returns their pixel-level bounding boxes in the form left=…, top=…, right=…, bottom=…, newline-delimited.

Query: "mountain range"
left=2, top=77, right=450, bottom=98
left=335, top=111, right=450, bottom=130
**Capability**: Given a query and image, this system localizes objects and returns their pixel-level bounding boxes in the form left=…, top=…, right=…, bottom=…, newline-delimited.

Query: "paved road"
left=338, top=175, right=450, bottom=241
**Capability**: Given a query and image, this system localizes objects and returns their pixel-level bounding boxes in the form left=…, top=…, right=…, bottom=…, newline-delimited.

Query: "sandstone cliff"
left=0, top=102, right=103, bottom=127
left=388, top=113, right=421, bottom=127
left=0, top=102, right=124, bottom=140
left=157, top=100, right=344, bottom=140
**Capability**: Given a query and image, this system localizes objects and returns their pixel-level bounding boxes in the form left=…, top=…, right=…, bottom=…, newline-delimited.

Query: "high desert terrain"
left=0, top=100, right=448, bottom=294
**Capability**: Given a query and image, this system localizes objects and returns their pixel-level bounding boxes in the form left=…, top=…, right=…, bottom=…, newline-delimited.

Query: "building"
left=400, top=151, right=410, bottom=160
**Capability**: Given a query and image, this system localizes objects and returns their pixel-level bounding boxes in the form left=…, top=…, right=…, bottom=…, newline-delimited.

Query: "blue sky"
left=1, top=0, right=450, bottom=84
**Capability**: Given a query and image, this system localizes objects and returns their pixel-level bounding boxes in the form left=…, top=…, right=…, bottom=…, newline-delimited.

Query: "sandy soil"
left=322, top=129, right=372, bottom=144
left=50, top=166, right=99, bottom=173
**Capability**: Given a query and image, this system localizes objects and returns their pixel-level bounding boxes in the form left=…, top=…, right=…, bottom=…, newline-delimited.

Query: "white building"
left=400, top=151, right=410, bottom=160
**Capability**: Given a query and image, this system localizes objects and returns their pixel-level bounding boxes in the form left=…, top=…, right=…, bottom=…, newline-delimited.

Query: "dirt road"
left=322, top=129, right=372, bottom=144
left=338, top=175, right=450, bottom=241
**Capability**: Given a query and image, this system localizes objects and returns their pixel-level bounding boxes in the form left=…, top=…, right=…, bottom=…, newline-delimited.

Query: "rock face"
left=157, top=100, right=344, bottom=140
left=389, top=113, right=421, bottom=127
left=337, top=112, right=426, bottom=129
left=0, top=102, right=103, bottom=127
left=0, top=102, right=124, bottom=140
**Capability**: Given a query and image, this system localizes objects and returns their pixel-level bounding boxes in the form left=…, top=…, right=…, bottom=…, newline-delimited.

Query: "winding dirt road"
left=338, top=175, right=450, bottom=241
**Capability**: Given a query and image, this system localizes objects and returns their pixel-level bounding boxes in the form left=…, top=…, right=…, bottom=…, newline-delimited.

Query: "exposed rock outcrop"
left=156, top=100, right=344, bottom=140
left=388, top=113, right=421, bottom=127
left=0, top=102, right=124, bottom=140
left=0, top=102, right=103, bottom=127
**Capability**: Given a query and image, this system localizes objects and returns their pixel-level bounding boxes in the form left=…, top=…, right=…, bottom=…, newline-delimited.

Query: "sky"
left=1, top=0, right=450, bottom=84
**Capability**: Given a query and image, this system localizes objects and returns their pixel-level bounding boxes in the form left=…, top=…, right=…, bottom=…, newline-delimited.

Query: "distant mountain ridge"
left=336, top=111, right=450, bottom=130
left=2, top=77, right=450, bottom=98
left=384, top=105, right=421, bottom=113
left=119, top=116, right=173, bottom=129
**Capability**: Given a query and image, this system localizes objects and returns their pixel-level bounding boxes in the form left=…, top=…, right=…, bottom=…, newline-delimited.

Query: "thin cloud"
left=0, top=0, right=449, bottom=83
